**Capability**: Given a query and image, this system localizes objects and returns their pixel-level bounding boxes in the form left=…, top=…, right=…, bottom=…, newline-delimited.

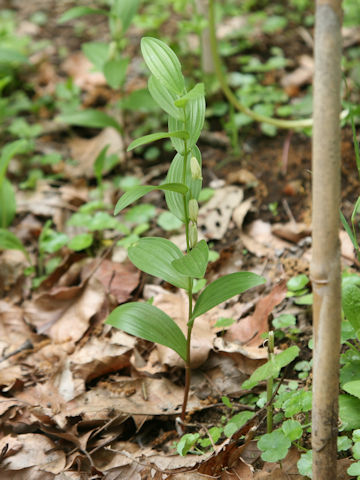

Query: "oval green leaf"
left=106, top=302, right=187, bottom=360
left=127, top=130, right=188, bottom=151
left=168, top=115, right=186, bottom=154
left=68, top=233, right=93, bottom=251
left=114, top=183, right=188, bottom=215
left=148, top=75, right=182, bottom=120
left=192, top=272, right=265, bottom=320
left=172, top=240, right=208, bottom=278
left=0, top=179, right=16, bottom=228
left=242, top=346, right=300, bottom=390
left=110, top=0, right=140, bottom=33
left=343, top=380, right=360, bottom=399
left=128, top=237, right=190, bottom=290
left=141, top=37, right=185, bottom=95
left=342, top=280, right=360, bottom=333
left=186, top=94, right=206, bottom=149
left=103, top=58, right=129, bottom=89
left=339, top=394, right=360, bottom=431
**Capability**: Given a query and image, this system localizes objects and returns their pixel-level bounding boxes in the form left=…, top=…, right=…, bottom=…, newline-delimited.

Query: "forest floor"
left=0, top=1, right=359, bottom=479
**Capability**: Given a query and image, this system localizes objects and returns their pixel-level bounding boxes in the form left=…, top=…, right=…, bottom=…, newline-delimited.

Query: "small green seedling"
left=286, top=274, right=313, bottom=305
left=57, top=0, right=140, bottom=132
left=105, top=37, right=265, bottom=424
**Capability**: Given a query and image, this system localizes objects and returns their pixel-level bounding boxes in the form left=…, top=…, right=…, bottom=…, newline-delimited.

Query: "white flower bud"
left=188, top=199, right=199, bottom=223
left=189, top=222, right=198, bottom=248
left=190, top=157, right=202, bottom=180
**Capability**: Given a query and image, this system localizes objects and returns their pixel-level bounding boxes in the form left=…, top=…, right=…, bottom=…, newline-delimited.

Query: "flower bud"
left=108, top=41, right=118, bottom=60
left=189, top=222, right=198, bottom=248
left=190, top=157, right=202, bottom=180
left=188, top=199, right=199, bottom=223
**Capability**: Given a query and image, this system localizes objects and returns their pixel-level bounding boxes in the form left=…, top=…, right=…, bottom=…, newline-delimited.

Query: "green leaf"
left=174, top=83, right=205, bottom=108
left=215, top=317, right=235, bottom=328
left=297, top=450, right=313, bottom=479
left=157, top=211, right=183, bottom=231
left=165, top=147, right=202, bottom=222
left=185, top=94, right=206, bottom=149
left=148, top=75, right=182, bottom=120
left=172, top=240, right=208, bottom=278
left=82, top=42, right=109, bottom=71
left=339, top=394, right=360, bottom=430
left=114, top=183, right=188, bottom=215
left=281, top=390, right=312, bottom=417
left=68, top=233, right=93, bottom=251
left=94, top=145, right=110, bottom=180
left=176, top=433, right=200, bottom=456
left=272, top=314, right=296, bottom=329
left=294, top=293, right=313, bottom=305
left=58, top=6, right=108, bottom=23
left=125, top=204, right=155, bottom=224
left=192, top=272, right=265, bottom=320
left=0, top=228, right=29, bottom=259
left=0, top=139, right=28, bottom=187
left=257, top=429, right=291, bottom=462
left=348, top=462, right=360, bottom=476
left=128, top=237, right=190, bottom=290
left=286, top=274, right=309, bottom=292
left=127, top=131, right=188, bottom=151
left=353, top=442, right=360, bottom=460
left=141, top=37, right=185, bottom=95
left=103, top=58, right=129, bottom=89
left=57, top=109, right=122, bottom=133
left=342, top=278, right=360, bottom=333
left=337, top=435, right=352, bottom=452
left=224, top=411, right=254, bottom=438
left=343, top=380, right=360, bottom=399
left=40, top=231, right=69, bottom=254
left=110, top=0, right=140, bottom=34
left=106, top=302, right=187, bottom=360
left=281, top=419, right=303, bottom=441
left=242, top=346, right=300, bottom=390
left=168, top=115, right=186, bottom=154
left=0, top=179, right=16, bottom=228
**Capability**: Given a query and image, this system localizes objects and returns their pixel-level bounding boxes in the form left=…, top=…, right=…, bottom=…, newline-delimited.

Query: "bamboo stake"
left=311, top=1, right=342, bottom=478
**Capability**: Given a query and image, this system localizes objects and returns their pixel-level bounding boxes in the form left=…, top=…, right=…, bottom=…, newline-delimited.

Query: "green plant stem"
left=207, top=0, right=348, bottom=130
left=344, top=340, right=360, bottom=355
left=267, top=331, right=275, bottom=433
left=293, top=441, right=308, bottom=452
left=180, top=131, right=194, bottom=426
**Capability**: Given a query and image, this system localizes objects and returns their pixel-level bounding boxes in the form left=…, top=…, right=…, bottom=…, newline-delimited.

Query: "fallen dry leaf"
left=0, top=250, right=28, bottom=293
left=57, top=376, right=201, bottom=420
left=0, top=433, right=66, bottom=473
left=25, top=275, right=106, bottom=342
left=61, top=51, right=106, bottom=89
left=281, top=54, right=314, bottom=88
left=198, top=186, right=244, bottom=240
left=0, top=301, right=34, bottom=354
left=272, top=221, right=311, bottom=243
left=83, top=259, right=140, bottom=304
left=224, top=281, right=287, bottom=347
left=241, top=220, right=292, bottom=257
left=66, top=127, right=124, bottom=178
